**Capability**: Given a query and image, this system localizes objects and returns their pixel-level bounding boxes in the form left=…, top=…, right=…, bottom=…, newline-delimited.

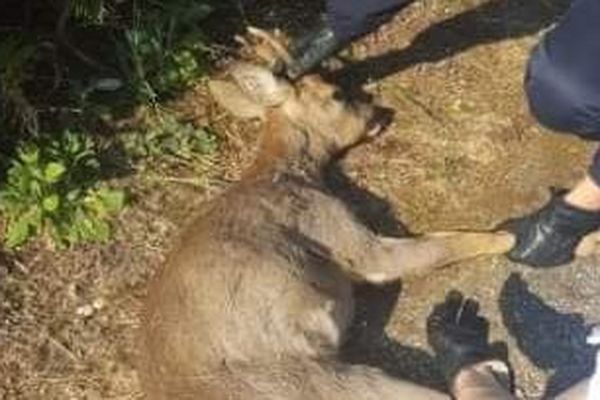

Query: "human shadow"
left=329, top=0, right=571, bottom=86
left=499, top=273, right=596, bottom=398
left=272, top=157, right=444, bottom=390
left=341, top=281, right=447, bottom=391
left=324, top=134, right=405, bottom=238
left=278, top=220, right=444, bottom=390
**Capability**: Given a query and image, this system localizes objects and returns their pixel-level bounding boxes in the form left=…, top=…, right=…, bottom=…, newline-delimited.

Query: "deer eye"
left=332, top=90, right=345, bottom=102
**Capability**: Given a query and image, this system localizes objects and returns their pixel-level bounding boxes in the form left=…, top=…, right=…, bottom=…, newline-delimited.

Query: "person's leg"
left=507, top=0, right=600, bottom=267
left=326, top=0, right=412, bottom=41
left=525, top=0, right=600, bottom=138
left=285, top=0, right=413, bottom=79
left=526, top=0, right=600, bottom=198
left=526, top=0, right=600, bottom=203
left=527, top=0, right=600, bottom=203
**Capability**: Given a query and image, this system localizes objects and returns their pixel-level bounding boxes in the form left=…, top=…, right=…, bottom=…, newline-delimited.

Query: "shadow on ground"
left=500, top=273, right=596, bottom=397
left=323, top=164, right=445, bottom=390
left=342, top=281, right=447, bottom=391
left=331, top=0, right=570, bottom=86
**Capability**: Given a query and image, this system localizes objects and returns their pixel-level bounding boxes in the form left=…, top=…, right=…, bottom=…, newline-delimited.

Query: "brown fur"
left=138, top=63, right=514, bottom=400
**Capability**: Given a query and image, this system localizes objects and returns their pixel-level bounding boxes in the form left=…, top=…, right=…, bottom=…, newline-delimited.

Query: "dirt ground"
left=2, top=0, right=600, bottom=399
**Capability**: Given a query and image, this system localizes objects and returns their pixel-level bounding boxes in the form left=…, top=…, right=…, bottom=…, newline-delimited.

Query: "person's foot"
left=284, top=15, right=343, bottom=80
left=427, top=292, right=510, bottom=391
left=504, top=190, right=600, bottom=268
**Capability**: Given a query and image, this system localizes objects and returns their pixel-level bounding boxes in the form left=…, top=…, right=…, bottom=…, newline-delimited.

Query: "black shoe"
left=427, top=291, right=509, bottom=387
left=284, top=15, right=343, bottom=80
left=503, top=191, right=600, bottom=268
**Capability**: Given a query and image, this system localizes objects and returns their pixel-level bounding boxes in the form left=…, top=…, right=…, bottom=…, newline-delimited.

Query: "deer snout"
left=346, top=101, right=390, bottom=142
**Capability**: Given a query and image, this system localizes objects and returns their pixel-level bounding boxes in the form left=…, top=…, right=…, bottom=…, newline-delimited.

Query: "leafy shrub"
left=0, top=0, right=220, bottom=249
left=116, top=0, right=214, bottom=103
left=0, top=131, right=125, bottom=249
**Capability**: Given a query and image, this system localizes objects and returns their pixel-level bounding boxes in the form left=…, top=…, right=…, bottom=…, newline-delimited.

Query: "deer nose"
left=359, top=103, right=393, bottom=139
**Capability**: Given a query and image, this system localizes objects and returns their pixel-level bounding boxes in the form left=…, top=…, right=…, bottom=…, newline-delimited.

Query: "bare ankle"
left=564, top=176, right=600, bottom=212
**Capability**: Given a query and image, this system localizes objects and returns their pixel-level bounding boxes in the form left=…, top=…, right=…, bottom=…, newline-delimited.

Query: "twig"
left=47, top=335, right=80, bottom=364
left=393, top=84, right=447, bottom=126
left=387, top=82, right=461, bottom=140
left=147, top=175, right=207, bottom=187
left=12, top=258, right=29, bottom=274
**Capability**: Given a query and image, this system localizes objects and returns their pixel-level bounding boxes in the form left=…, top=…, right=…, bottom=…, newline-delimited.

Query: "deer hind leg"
left=353, top=231, right=515, bottom=284
left=226, top=360, right=450, bottom=400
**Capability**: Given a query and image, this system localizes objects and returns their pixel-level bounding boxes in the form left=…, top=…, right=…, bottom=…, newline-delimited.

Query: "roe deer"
left=138, top=31, right=560, bottom=400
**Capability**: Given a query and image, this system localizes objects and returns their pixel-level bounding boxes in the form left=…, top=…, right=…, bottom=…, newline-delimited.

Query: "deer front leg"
left=351, top=232, right=515, bottom=284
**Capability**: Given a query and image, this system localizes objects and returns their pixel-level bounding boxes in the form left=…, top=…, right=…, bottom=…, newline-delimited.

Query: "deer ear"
left=229, top=63, right=292, bottom=106
left=209, top=79, right=266, bottom=119
left=210, top=63, right=292, bottom=120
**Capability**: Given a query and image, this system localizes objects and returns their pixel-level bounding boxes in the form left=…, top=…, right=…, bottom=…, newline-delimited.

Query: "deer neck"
left=244, top=111, right=330, bottom=180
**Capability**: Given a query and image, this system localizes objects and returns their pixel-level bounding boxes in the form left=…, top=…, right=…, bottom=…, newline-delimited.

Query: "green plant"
left=121, top=113, right=218, bottom=167
left=115, top=0, right=213, bottom=103
left=0, top=131, right=125, bottom=249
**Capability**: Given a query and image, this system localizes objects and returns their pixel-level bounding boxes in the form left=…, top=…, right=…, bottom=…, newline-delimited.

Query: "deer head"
left=209, top=29, right=382, bottom=160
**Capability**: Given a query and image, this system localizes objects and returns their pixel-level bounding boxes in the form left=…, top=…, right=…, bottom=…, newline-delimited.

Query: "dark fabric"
left=427, top=292, right=507, bottom=386
left=589, top=148, right=600, bottom=187
left=326, top=0, right=412, bottom=40
left=503, top=191, right=600, bottom=267
left=524, top=0, right=600, bottom=184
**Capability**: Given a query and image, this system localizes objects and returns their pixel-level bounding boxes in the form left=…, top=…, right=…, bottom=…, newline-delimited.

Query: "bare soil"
left=2, top=0, right=599, bottom=399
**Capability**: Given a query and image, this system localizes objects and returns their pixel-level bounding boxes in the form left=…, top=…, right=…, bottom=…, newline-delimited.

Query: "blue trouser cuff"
left=326, top=0, right=412, bottom=40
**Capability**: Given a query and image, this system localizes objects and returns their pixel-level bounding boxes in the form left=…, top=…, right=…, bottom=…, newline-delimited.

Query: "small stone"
left=92, top=298, right=105, bottom=310
left=94, top=78, right=123, bottom=92
left=76, top=304, right=95, bottom=318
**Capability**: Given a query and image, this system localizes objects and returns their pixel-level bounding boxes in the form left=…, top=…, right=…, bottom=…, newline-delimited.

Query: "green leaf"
left=91, top=218, right=111, bottom=242
left=44, top=162, right=66, bottom=183
left=23, top=206, right=43, bottom=229
left=97, top=188, right=125, bottom=214
left=19, top=146, right=39, bottom=165
left=42, top=195, right=60, bottom=212
left=67, top=189, right=82, bottom=202
left=5, top=216, right=31, bottom=248
left=75, top=213, right=96, bottom=241
left=29, top=180, right=43, bottom=198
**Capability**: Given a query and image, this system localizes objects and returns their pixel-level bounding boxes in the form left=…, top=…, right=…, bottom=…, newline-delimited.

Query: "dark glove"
left=283, top=15, right=343, bottom=80
left=503, top=192, right=600, bottom=268
left=427, top=291, right=508, bottom=387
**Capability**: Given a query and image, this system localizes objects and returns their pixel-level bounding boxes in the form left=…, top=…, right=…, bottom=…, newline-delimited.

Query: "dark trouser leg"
left=525, top=0, right=600, bottom=184
left=286, top=0, right=412, bottom=79
left=506, top=0, right=600, bottom=267
left=326, top=0, right=412, bottom=40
